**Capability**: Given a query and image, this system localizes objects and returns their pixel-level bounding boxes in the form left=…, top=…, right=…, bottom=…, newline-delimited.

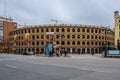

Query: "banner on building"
left=14, top=35, right=17, bottom=46
left=24, top=33, right=30, bottom=45
left=46, top=32, right=54, bottom=42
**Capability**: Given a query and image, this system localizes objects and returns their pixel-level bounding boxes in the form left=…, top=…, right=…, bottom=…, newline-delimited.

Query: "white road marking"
left=5, top=64, right=17, bottom=69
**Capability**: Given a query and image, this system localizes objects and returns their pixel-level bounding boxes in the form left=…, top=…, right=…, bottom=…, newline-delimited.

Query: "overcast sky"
left=0, top=0, right=120, bottom=28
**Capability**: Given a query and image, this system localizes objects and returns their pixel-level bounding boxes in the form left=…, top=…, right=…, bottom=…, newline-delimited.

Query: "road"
left=0, top=54, right=120, bottom=80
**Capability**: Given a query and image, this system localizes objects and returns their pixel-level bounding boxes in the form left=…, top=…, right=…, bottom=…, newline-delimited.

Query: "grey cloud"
left=1, top=0, right=120, bottom=27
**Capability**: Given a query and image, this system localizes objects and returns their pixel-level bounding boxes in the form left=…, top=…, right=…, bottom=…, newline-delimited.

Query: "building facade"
left=114, top=11, right=120, bottom=48
left=0, top=16, right=17, bottom=44
left=9, top=24, right=114, bottom=54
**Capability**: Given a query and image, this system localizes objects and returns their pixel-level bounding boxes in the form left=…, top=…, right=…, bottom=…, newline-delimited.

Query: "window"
left=67, top=41, right=70, bottom=45
left=41, top=29, right=44, bottom=32
left=36, top=41, right=39, bottom=45
left=77, top=28, right=80, bottom=32
left=62, top=41, right=65, bottom=45
left=32, top=35, right=35, bottom=39
left=51, top=28, right=54, bottom=32
left=87, top=41, right=89, bottom=45
left=95, top=36, right=97, bottom=39
left=82, top=35, right=85, bottom=39
left=25, top=30, right=27, bottom=33
left=82, top=29, right=85, bottom=32
left=46, top=28, right=49, bottom=32
left=32, top=42, right=35, bottom=45
left=67, top=28, right=70, bottom=32
left=99, top=36, right=101, bottom=39
left=41, top=35, right=44, bottom=39
left=32, top=29, right=34, bottom=33
left=56, top=28, right=59, bottom=32
left=82, top=41, right=85, bottom=45
left=87, top=29, right=89, bottom=33
left=72, top=41, right=75, bottom=45
left=36, top=35, right=39, bottom=39
left=77, top=35, right=80, bottom=39
left=62, top=35, right=65, bottom=38
left=37, top=29, right=39, bottom=33
left=56, top=41, right=59, bottom=44
left=28, top=30, right=30, bottom=33
left=72, top=35, right=75, bottom=39
left=91, top=29, right=93, bottom=33
left=95, top=42, right=97, bottom=45
left=41, top=41, right=44, bottom=45
left=62, top=28, right=65, bottom=32
left=67, top=35, right=70, bottom=38
left=87, top=35, right=90, bottom=39
left=91, top=35, right=94, bottom=39
left=72, top=28, right=75, bottom=32
left=91, top=42, right=94, bottom=45
left=56, top=34, right=59, bottom=38
left=77, top=41, right=80, bottom=45
left=95, top=30, right=97, bottom=33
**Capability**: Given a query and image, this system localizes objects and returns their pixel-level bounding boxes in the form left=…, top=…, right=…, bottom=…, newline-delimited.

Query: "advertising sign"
left=46, top=32, right=54, bottom=42
left=24, top=33, right=30, bottom=45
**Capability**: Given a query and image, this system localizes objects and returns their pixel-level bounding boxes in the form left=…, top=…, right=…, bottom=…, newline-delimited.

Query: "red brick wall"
left=3, top=21, right=17, bottom=44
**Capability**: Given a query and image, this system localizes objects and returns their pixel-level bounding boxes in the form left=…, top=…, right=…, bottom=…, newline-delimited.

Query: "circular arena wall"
left=9, top=24, right=114, bottom=54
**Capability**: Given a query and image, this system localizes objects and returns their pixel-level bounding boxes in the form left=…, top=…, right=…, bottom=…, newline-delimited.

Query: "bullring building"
left=9, top=24, right=114, bottom=54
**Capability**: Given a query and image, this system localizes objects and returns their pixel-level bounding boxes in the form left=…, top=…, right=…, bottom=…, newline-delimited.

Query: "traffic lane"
left=0, top=60, right=94, bottom=80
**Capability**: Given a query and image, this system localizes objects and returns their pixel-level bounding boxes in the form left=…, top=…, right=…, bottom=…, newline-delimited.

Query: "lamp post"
left=104, top=26, right=110, bottom=57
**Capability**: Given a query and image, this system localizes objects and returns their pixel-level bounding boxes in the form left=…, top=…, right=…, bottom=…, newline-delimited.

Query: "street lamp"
left=104, top=26, right=110, bottom=57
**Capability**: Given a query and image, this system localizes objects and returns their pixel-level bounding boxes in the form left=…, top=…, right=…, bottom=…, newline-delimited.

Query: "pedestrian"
left=92, top=49, right=94, bottom=55
left=64, top=48, right=67, bottom=57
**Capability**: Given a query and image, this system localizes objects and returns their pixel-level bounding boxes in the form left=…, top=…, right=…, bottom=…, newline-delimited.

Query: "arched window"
left=77, top=35, right=80, bottom=39
left=72, top=41, right=75, bottom=45
left=62, top=28, right=65, bottom=32
left=41, top=29, right=44, bottom=32
left=32, top=35, right=35, bottom=39
left=77, top=41, right=80, bottom=45
left=32, top=29, right=34, bottom=33
left=91, top=41, right=94, bottom=45
left=95, top=36, right=97, bottom=39
left=36, top=41, right=39, bottom=45
left=36, top=35, right=39, bottom=39
left=41, top=35, right=44, bottom=39
left=37, top=29, right=39, bottom=33
left=46, top=28, right=49, bottom=32
left=87, top=41, right=89, bottom=45
left=82, top=41, right=85, bottom=45
left=56, top=28, right=59, bottom=32
left=87, top=29, right=89, bottom=33
left=67, top=41, right=70, bottom=45
left=72, top=28, right=75, bottom=32
left=41, top=41, right=44, bottom=45
left=62, top=41, right=65, bottom=45
left=77, top=28, right=80, bottom=32
left=82, top=29, right=85, bottom=32
left=56, top=41, right=59, bottom=44
left=72, top=35, right=75, bottom=39
left=87, top=35, right=90, bottom=39
left=67, top=34, right=70, bottom=38
left=95, top=42, right=98, bottom=45
left=67, top=28, right=70, bottom=32
left=51, top=28, right=54, bottom=32
left=56, top=34, right=59, bottom=38
left=32, top=41, right=35, bottom=45
left=62, top=35, right=65, bottom=38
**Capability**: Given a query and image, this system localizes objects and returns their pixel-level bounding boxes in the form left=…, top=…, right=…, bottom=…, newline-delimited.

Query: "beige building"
left=114, top=11, right=120, bottom=48
left=9, top=24, right=114, bottom=54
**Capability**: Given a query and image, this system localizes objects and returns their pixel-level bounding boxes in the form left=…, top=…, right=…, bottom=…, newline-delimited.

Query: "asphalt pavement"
left=0, top=54, right=120, bottom=80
